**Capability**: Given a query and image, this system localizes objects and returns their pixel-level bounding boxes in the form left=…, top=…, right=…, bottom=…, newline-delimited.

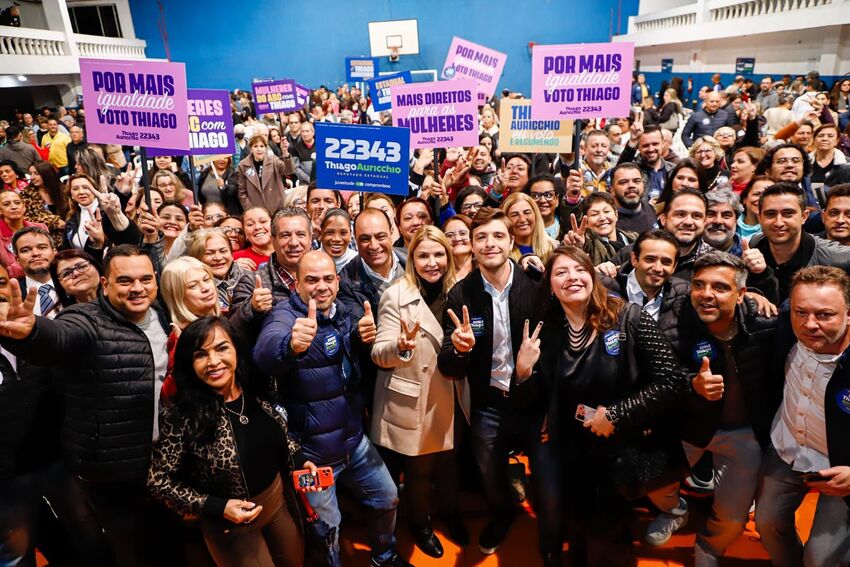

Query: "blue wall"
left=129, top=0, right=639, bottom=95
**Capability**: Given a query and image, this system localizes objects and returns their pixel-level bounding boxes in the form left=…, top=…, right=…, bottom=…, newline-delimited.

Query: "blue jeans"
left=306, top=435, right=399, bottom=566
left=755, top=447, right=850, bottom=567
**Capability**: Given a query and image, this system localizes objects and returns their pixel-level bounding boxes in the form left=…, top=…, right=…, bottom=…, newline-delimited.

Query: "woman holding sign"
left=371, top=226, right=470, bottom=558
left=198, top=157, right=241, bottom=216
left=236, top=135, right=294, bottom=214
left=511, top=245, right=687, bottom=567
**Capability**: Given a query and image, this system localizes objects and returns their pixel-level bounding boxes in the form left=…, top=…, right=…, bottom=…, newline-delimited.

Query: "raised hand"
left=520, top=254, right=545, bottom=273
left=563, top=213, right=588, bottom=248
left=250, top=274, right=273, bottom=313
left=290, top=299, right=318, bottom=353
left=692, top=356, right=724, bottom=401
left=358, top=301, right=377, bottom=344
left=492, top=158, right=507, bottom=196
left=137, top=207, right=161, bottom=243
left=447, top=305, right=475, bottom=353
left=564, top=169, right=583, bottom=204
left=398, top=319, right=421, bottom=353
left=116, top=162, right=137, bottom=194
left=94, top=174, right=123, bottom=219
left=84, top=209, right=105, bottom=248
left=0, top=279, right=37, bottom=339
left=516, top=319, right=543, bottom=381
left=187, top=204, right=204, bottom=232
left=629, top=111, right=644, bottom=146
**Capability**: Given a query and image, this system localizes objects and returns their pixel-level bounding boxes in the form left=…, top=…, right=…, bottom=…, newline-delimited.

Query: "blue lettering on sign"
left=315, top=122, right=410, bottom=196
left=836, top=388, right=850, bottom=415
left=366, top=71, right=412, bottom=112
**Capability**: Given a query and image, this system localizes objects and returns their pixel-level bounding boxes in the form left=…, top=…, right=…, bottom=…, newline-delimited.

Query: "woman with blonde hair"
left=501, top=192, right=557, bottom=271
left=153, top=169, right=193, bottom=206
left=689, top=135, right=729, bottom=190
left=371, top=225, right=470, bottom=558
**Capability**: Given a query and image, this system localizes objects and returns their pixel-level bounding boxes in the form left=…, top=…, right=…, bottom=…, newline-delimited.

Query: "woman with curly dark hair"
left=147, top=316, right=317, bottom=567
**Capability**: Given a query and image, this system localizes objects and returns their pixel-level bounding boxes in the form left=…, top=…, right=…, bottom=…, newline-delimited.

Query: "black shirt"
left=224, top=395, right=287, bottom=496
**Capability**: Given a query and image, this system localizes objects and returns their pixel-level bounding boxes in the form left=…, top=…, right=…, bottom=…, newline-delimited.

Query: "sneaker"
left=682, top=472, right=715, bottom=497
left=478, top=514, right=515, bottom=555
left=645, top=512, right=689, bottom=547
left=371, top=552, right=414, bottom=567
left=694, top=540, right=719, bottom=567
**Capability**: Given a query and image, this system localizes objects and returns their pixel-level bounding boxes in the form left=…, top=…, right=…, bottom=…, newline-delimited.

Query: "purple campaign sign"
left=441, top=37, right=507, bottom=106
left=252, top=79, right=297, bottom=114
left=148, top=89, right=235, bottom=157
left=391, top=79, right=479, bottom=149
left=79, top=58, right=189, bottom=150
left=531, top=42, right=634, bottom=120
left=295, top=84, right=310, bottom=107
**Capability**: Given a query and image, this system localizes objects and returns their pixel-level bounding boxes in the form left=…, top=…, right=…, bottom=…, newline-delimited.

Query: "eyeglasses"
left=531, top=191, right=556, bottom=201
left=444, top=230, right=470, bottom=242
left=775, top=157, right=803, bottom=165
left=204, top=213, right=226, bottom=223
left=695, top=149, right=715, bottom=155
left=58, top=260, right=91, bottom=281
left=460, top=202, right=483, bottom=213
left=221, top=226, right=244, bottom=236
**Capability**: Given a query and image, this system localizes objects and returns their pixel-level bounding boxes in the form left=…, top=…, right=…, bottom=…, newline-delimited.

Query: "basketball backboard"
left=368, top=19, right=419, bottom=58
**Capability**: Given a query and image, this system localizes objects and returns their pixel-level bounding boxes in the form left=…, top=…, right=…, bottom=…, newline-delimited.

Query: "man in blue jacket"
left=253, top=250, right=411, bottom=567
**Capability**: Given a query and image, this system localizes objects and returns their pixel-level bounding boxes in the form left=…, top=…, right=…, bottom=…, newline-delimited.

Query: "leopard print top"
left=20, top=185, right=64, bottom=248
left=147, top=397, right=302, bottom=517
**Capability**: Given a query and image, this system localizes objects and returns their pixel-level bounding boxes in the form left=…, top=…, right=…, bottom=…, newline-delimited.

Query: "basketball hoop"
left=389, top=46, right=400, bottom=62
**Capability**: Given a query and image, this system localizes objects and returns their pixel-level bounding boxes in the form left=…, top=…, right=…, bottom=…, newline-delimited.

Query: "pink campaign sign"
left=441, top=36, right=507, bottom=106
left=531, top=42, right=634, bottom=120
left=79, top=58, right=189, bottom=150
left=391, top=79, right=479, bottom=149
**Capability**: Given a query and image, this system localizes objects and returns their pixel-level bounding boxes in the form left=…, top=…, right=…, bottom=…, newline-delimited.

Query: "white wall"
left=639, top=0, right=695, bottom=15
left=635, top=25, right=850, bottom=76
left=17, top=1, right=48, bottom=29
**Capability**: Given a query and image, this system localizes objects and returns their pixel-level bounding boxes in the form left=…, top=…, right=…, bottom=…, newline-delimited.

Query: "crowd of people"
left=0, top=70, right=850, bottom=567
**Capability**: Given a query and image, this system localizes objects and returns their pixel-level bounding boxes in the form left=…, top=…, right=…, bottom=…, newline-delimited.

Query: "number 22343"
left=325, top=138, right=402, bottom=163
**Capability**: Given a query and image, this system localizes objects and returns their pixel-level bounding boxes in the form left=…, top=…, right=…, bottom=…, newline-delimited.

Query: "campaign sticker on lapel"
left=324, top=333, right=340, bottom=356
left=273, top=403, right=289, bottom=421
left=603, top=330, right=620, bottom=356
left=245, top=167, right=255, bottom=177
left=470, top=316, right=485, bottom=337
left=692, top=340, right=716, bottom=365
left=836, top=388, right=850, bottom=415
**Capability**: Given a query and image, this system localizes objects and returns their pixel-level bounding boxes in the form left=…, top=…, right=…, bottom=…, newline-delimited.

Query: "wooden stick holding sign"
left=139, top=147, right=152, bottom=212
left=188, top=155, right=199, bottom=205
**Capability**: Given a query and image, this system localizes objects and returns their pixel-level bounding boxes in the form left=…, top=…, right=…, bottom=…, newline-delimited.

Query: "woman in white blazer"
left=371, top=226, right=471, bottom=558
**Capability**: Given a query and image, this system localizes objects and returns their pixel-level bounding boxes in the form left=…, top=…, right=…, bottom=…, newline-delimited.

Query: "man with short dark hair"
left=656, top=252, right=779, bottom=565
left=617, top=124, right=675, bottom=200
left=306, top=184, right=341, bottom=243
left=608, top=163, right=657, bottom=234
left=0, top=244, right=173, bottom=566
left=822, top=183, right=850, bottom=245
left=756, top=266, right=850, bottom=567
left=12, top=226, right=59, bottom=319
left=682, top=92, right=736, bottom=148
left=751, top=183, right=850, bottom=301
left=438, top=207, right=542, bottom=558
left=254, top=250, right=409, bottom=567
left=0, top=125, right=42, bottom=172
left=65, top=125, right=86, bottom=173
left=756, top=77, right=779, bottom=111
left=41, top=118, right=71, bottom=175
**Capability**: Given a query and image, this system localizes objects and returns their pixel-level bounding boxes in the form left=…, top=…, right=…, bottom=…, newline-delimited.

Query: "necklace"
left=224, top=395, right=249, bottom=425
left=567, top=320, right=593, bottom=352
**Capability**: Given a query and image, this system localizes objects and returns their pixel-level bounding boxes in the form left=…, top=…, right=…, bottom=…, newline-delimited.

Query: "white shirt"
left=626, top=270, right=663, bottom=321
left=770, top=343, right=835, bottom=472
left=133, top=311, right=169, bottom=441
left=482, top=262, right=515, bottom=392
left=27, top=276, right=60, bottom=319
left=0, top=348, right=16, bottom=385
left=72, top=199, right=99, bottom=250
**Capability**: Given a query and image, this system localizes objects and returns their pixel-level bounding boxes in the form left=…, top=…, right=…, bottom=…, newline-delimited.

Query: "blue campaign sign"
left=315, top=122, right=410, bottom=196
left=346, top=57, right=380, bottom=82
left=366, top=71, right=413, bottom=112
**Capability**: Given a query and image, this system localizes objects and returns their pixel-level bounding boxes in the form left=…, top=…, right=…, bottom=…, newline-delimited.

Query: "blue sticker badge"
left=273, top=404, right=288, bottom=421
left=692, top=340, right=716, bottom=365
left=470, top=316, right=486, bottom=337
left=324, top=333, right=340, bottom=356
left=603, top=330, right=620, bottom=356
left=836, top=389, right=850, bottom=415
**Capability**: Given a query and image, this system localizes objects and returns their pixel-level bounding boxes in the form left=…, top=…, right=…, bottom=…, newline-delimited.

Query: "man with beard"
left=12, top=227, right=59, bottom=319
left=751, top=183, right=850, bottom=302
left=618, top=123, right=676, bottom=201
left=822, top=184, right=850, bottom=245
left=703, top=187, right=745, bottom=256
left=605, top=122, right=625, bottom=162
left=306, top=184, right=342, bottom=245
left=608, top=163, right=658, bottom=234
left=580, top=130, right=613, bottom=195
